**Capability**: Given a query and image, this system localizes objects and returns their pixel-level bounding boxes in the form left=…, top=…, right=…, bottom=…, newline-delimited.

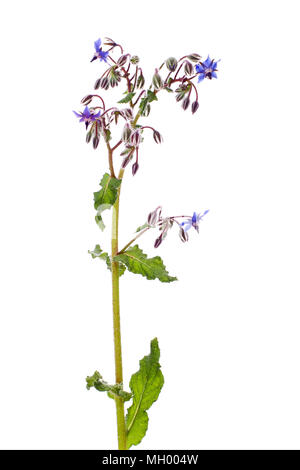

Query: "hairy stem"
left=110, top=106, right=141, bottom=449
left=111, top=167, right=126, bottom=450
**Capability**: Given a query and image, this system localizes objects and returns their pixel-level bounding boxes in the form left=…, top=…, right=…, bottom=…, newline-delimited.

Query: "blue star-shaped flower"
left=73, top=106, right=101, bottom=129
left=181, top=210, right=209, bottom=232
left=90, top=38, right=109, bottom=63
left=195, top=56, right=219, bottom=82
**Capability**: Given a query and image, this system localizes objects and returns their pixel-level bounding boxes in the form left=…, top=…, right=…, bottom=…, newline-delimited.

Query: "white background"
left=0, top=0, right=300, bottom=450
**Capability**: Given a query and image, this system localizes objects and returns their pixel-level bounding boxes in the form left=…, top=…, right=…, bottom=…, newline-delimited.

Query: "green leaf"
left=118, top=92, right=136, bottom=104
left=93, top=173, right=121, bottom=231
left=89, top=244, right=126, bottom=277
left=126, top=338, right=164, bottom=449
left=146, top=90, right=158, bottom=103
left=86, top=371, right=132, bottom=402
left=114, top=244, right=177, bottom=282
left=139, top=89, right=158, bottom=115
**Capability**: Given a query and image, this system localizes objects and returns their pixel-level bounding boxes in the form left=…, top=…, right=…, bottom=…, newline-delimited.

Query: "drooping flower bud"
left=191, top=101, right=199, bottom=114
left=109, top=68, right=121, bottom=88
left=137, top=74, right=145, bottom=89
left=182, top=97, right=190, bottom=110
left=187, top=53, right=202, bottom=62
left=147, top=206, right=161, bottom=225
left=132, top=162, right=139, bottom=175
left=122, top=123, right=132, bottom=142
left=179, top=226, right=189, bottom=242
left=153, top=130, right=162, bottom=144
left=100, top=77, right=109, bottom=89
left=130, top=130, right=141, bottom=147
left=152, top=71, right=163, bottom=90
left=122, top=108, right=133, bottom=120
left=81, top=95, right=93, bottom=105
left=176, top=92, right=185, bottom=102
left=92, top=135, right=100, bottom=149
left=86, top=130, right=92, bottom=143
left=154, top=234, right=163, bottom=248
left=130, top=56, right=140, bottom=64
left=184, top=61, right=193, bottom=76
left=121, top=152, right=134, bottom=168
left=143, top=104, right=151, bottom=117
left=166, top=57, right=178, bottom=72
left=94, top=78, right=101, bottom=90
left=117, top=55, right=128, bottom=66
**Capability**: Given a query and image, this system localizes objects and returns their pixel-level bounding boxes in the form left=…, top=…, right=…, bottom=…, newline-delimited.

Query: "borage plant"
left=74, top=37, right=219, bottom=450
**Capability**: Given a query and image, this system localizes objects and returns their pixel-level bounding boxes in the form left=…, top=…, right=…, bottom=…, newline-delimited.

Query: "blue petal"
left=197, top=74, right=205, bottom=82
left=83, top=105, right=90, bottom=117
left=203, top=55, right=211, bottom=67
left=192, top=212, right=197, bottom=223
left=195, top=64, right=204, bottom=73
left=94, top=38, right=101, bottom=52
left=100, top=51, right=109, bottom=62
left=94, top=110, right=101, bottom=118
left=73, top=110, right=82, bottom=118
left=184, top=224, right=192, bottom=231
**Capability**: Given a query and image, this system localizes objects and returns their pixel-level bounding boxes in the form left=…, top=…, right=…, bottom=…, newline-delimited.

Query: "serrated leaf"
left=93, top=173, right=121, bottom=231
left=139, top=89, right=158, bottom=115
left=114, top=244, right=177, bottom=282
left=86, top=371, right=132, bottom=401
left=126, top=338, right=164, bottom=449
left=89, top=244, right=126, bottom=277
left=118, top=92, right=136, bottom=104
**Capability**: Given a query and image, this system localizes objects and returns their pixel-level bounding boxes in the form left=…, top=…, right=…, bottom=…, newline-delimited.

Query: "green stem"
left=110, top=109, right=141, bottom=449
left=111, top=168, right=126, bottom=450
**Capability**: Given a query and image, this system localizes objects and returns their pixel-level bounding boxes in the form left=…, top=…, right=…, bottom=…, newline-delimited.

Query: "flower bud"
left=86, top=130, right=92, bottom=143
left=187, top=53, right=202, bottom=62
left=166, top=57, right=178, bottom=72
left=130, top=56, right=140, bottom=64
left=184, top=60, right=193, bottom=75
left=130, top=130, right=141, bottom=147
left=94, top=78, right=101, bottom=90
left=81, top=95, right=93, bottom=105
left=122, top=108, right=133, bottom=120
left=152, top=72, right=163, bottom=90
left=153, top=130, right=162, bottom=144
left=147, top=207, right=161, bottom=225
left=92, top=135, right=99, bottom=149
left=144, top=104, right=151, bottom=117
left=137, top=74, right=145, bottom=89
left=176, top=92, right=185, bottom=102
left=182, top=97, right=190, bottom=110
left=100, top=77, right=109, bottom=89
left=117, top=55, right=128, bottom=66
left=121, top=152, right=133, bottom=168
left=191, top=101, right=199, bottom=114
left=154, top=234, right=163, bottom=248
left=122, top=123, right=132, bottom=142
left=179, top=227, right=189, bottom=242
left=132, top=162, right=139, bottom=176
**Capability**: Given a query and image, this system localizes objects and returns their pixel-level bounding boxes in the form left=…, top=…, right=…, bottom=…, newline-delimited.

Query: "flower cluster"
left=73, top=36, right=219, bottom=175
left=139, top=206, right=209, bottom=248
